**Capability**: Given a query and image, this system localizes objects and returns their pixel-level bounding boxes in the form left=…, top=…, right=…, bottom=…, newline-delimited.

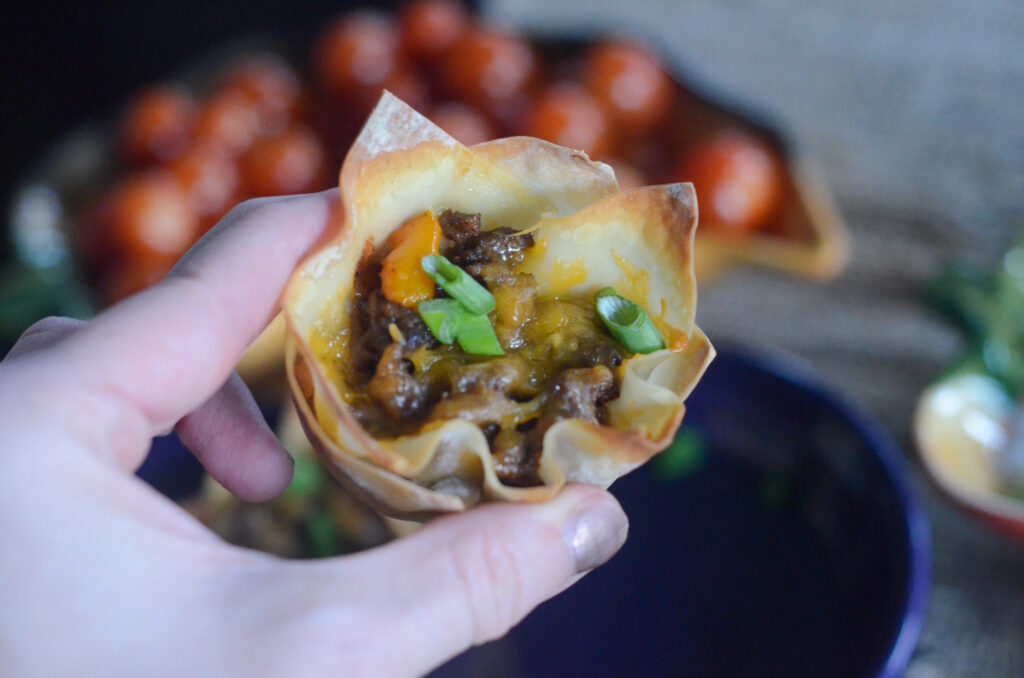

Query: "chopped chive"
left=595, top=288, right=665, bottom=354
left=455, top=311, right=505, bottom=355
left=421, top=254, right=496, bottom=315
left=418, top=298, right=462, bottom=344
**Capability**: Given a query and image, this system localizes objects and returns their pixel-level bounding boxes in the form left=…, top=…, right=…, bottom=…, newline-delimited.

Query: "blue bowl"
left=139, top=347, right=929, bottom=677
left=434, top=347, right=930, bottom=678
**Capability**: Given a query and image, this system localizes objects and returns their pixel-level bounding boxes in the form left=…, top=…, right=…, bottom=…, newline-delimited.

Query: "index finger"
left=51, top=190, right=338, bottom=438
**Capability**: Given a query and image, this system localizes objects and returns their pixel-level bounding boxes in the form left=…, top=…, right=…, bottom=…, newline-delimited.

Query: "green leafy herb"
left=927, top=236, right=1024, bottom=396
left=654, top=427, right=706, bottom=481
left=305, top=510, right=343, bottom=558
left=595, top=287, right=664, bottom=354
left=284, top=455, right=327, bottom=500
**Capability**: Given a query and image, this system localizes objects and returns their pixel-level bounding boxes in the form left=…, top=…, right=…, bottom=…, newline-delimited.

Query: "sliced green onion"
left=595, top=288, right=665, bottom=354
left=417, top=298, right=462, bottom=344
left=421, top=254, right=496, bottom=314
left=455, top=311, right=505, bottom=355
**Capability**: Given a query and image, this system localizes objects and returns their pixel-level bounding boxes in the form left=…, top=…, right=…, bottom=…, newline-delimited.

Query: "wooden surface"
left=490, top=0, right=1024, bottom=675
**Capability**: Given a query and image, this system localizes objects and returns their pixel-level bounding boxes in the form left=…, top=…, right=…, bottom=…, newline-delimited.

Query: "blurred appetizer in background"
left=185, top=402, right=397, bottom=557
left=916, top=234, right=1024, bottom=538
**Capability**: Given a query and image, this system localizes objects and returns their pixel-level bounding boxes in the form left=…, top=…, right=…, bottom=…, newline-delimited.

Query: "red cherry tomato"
left=167, top=145, right=241, bottom=229
left=675, top=131, right=785, bottom=236
left=583, top=42, right=672, bottom=136
left=315, top=13, right=401, bottom=98
left=218, top=56, right=302, bottom=136
left=522, top=84, right=612, bottom=158
left=118, top=86, right=196, bottom=166
left=440, top=29, right=536, bottom=117
left=429, top=102, right=494, bottom=146
left=193, top=90, right=260, bottom=158
left=400, top=0, right=469, bottom=61
left=240, top=126, right=328, bottom=197
left=105, top=170, right=200, bottom=267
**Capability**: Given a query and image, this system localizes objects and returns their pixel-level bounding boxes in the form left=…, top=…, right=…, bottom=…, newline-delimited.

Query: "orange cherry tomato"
left=315, top=13, right=401, bottom=98
left=218, top=56, right=302, bottom=136
left=240, top=126, right=328, bottom=197
left=193, top=90, right=260, bottom=158
left=105, top=170, right=200, bottom=268
left=583, top=42, right=672, bottom=136
left=400, top=0, right=469, bottom=61
left=675, top=131, right=785, bottom=236
left=167, top=145, right=241, bottom=229
left=429, top=102, right=494, bottom=146
left=118, top=86, right=196, bottom=166
left=522, top=84, right=612, bottom=158
left=440, top=29, right=536, bottom=116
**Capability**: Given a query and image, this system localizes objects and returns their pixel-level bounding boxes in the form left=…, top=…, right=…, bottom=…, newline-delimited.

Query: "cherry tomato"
left=193, top=90, right=260, bottom=158
left=583, top=42, right=672, bottom=136
left=400, top=0, right=469, bottom=61
left=240, top=126, right=328, bottom=197
left=429, top=102, right=495, bottom=146
left=522, top=84, right=612, bottom=158
left=675, top=130, right=785, bottom=236
left=118, top=86, right=196, bottom=165
left=167, top=145, right=241, bottom=229
left=218, top=56, right=302, bottom=136
left=440, top=29, right=536, bottom=116
left=315, top=13, right=401, bottom=98
left=105, top=170, right=200, bottom=268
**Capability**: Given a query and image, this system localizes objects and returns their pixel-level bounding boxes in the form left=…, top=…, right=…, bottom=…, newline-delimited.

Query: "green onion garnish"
left=418, top=297, right=504, bottom=355
left=454, top=311, right=505, bottom=355
left=417, top=298, right=462, bottom=344
left=595, top=287, right=665, bottom=354
left=421, top=254, right=496, bottom=315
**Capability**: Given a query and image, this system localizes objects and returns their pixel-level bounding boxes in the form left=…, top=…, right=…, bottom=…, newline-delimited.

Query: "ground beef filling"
left=348, top=209, right=624, bottom=486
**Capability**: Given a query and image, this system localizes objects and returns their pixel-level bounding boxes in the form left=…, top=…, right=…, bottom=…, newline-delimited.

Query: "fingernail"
left=564, top=496, right=629, bottom=573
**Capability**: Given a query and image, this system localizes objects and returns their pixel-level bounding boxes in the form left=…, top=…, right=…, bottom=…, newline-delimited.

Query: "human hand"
left=0, top=191, right=628, bottom=678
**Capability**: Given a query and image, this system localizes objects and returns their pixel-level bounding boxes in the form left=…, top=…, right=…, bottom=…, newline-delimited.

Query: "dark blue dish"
left=434, top=347, right=930, bottom=678
left=139, top=346, right=930, bottom=678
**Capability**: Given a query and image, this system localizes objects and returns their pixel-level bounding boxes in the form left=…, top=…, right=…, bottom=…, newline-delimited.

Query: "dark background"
left=1, top=0, right=408, bottom=258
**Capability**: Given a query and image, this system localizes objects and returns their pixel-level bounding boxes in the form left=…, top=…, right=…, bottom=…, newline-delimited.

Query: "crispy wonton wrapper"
left=284, top=93, right=714, bottom=520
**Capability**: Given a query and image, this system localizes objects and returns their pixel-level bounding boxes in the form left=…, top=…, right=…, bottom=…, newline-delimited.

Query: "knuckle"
left=447, top=529, right=525, bottom=644
left=6, top=316, right=83, bottom=361
left=20, top=315, right=80, bottom=339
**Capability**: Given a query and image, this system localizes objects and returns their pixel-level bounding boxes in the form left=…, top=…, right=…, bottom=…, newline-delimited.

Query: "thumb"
left=249, top=485, right=628, bottom=678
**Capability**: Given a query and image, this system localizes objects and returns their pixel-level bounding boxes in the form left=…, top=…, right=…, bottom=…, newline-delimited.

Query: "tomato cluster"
left=85, top=0, right=788, bottom=305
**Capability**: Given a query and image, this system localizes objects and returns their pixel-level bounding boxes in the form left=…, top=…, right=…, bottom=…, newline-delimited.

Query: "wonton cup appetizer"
left=284, top=93, right=714, bottom=519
